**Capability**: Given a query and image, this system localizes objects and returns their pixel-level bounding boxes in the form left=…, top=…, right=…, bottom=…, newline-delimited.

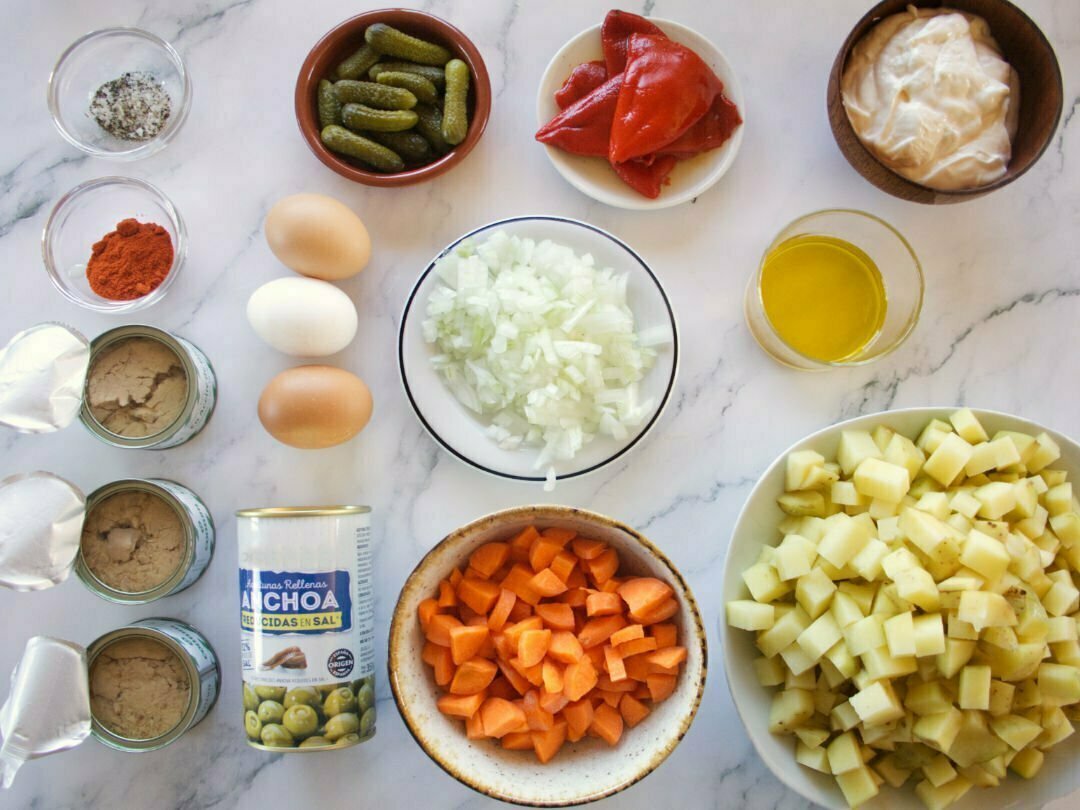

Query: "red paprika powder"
left=86, top=218, right=174, bottom=300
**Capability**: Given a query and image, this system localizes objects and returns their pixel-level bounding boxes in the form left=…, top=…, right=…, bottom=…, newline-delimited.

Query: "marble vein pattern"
left=1, top=0, right=1078, bottom=808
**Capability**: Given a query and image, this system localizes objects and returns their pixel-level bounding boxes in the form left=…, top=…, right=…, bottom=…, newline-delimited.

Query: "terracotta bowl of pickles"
left=295, top=9, right=491, bottom=187
left=388, top=505, right=707, bottom=806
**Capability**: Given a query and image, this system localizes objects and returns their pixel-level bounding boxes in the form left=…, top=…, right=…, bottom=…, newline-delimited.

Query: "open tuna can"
left=0, top=322, right=216, bottom=448
left=0, top=620, right=220, bottom=785
left=0, top=471, right=214, bottom=602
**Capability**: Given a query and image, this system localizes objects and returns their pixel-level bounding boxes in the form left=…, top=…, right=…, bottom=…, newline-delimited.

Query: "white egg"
left=246, top=277, right=358, bottom=357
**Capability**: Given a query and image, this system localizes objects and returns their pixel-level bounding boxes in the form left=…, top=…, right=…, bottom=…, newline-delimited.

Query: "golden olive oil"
left=759, top=234, right=886, bottom=363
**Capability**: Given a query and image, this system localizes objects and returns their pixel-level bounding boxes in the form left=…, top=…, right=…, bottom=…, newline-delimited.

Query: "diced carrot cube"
left=562, top=699, right=593, bottom=741
left=529, top=537, right=563, bottom=572
left=504, top=616, right=544, bottom=648
left=450, top=658, right=498, bottom=695
left=426, top=613, right=463, bottom=647
left=565, top=567, right=587, bottom=589
left=466, top=710, right=486, bottom=739
left=624, top=653, right=652, bottom=682
left=585, top=548, right=619, bottom=586
left=609, top=625, right=644, bottom=647
left=596, top=675, right=636, bottom=692
left=646, top=673, right=677, bottom=702
left=509, top=656, right=544, bottom=687
left=507, top=600, right=534, bottom=622
left=589, top=702, right=624, bottom=746
left=578, top=614, right=627, bottom=649
left=584, top=645, right=606, bottom=669
left=650, top=623, right=678, bottom=649
left=508, top=526, right=540, bottom=562
left=539, top=686, right=569, bottom=715
left=469, top=542, right=510, bottom=579
left=518, top=629, right=552, bottom=668
left=501, top=730, right=534, bottom=750
left=586, top=591, right=624, bottom=617
left=645, top=646, right=687, bottom=672
left=633, top=683, right=652, bottom=701
left=418, top=598, right=441, bottom=631
left=594, top=689, right=622, bottom=707
left=541, top=527, right=577, bottom=546
left=487, top=588, right=517, bottom=632
left=438, top=579, right=458, bottom=608
left=437, top=691, right=486, bottom=719
left=549, top=550, right=577, bottom=583
left=616, top=637, right=658, bottom=658
left=532, top=719, right=568, bottom=764
left=488, top=677, right=518, bottom=701
left=617, top=577, right=674, bottom=617
left=633, top=598, right=679, bottom=626
left=535, top=602, right=575, bottom=632
left=463, top=611, right=487, bottom=626
left=497, top=659, right=531, bottom=696
left=571, top=537, right=608, bottom=560
left=528, top=568, right=568, bottom=598
left=523, top=690, right=555, bottom=731
left=457, top=576, right=500, bottom=615
left=560, top=587, right=589, bottom=608
left=548, top=631, right=584, bottom=664
left=493, top=632, right=516, bottom=661
left=603, top=645, right=627, bottom=682
left=619, top=694, right=650, bottom=728
left=501, top=564, right=542, bottom=605
left=562, top=654, right=598, bottom=702
left=449, top=567, right=463, bottom=587
left=542, top=659, right=564, bottom=694
left=480, top=697, right=528, bottom=738
left=449, top=624, right=490, bottom=665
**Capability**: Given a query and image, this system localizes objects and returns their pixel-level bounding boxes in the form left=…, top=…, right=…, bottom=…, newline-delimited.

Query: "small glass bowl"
left=42, top=177, right=186, bottom=313
left=47, top=28, right=191, bottom=160
left=744, top=209, right=923, bottom=370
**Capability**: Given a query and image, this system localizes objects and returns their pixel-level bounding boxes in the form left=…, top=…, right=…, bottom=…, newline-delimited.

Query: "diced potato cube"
left=797, top=612, right=843, bottom=662
left=918, top=421, right=953, bottom=454
left=1043, top=570, right=1080, bottom=617
left=884, top=612, right=916, bottom=657
left=863, top=645, right=918, bottom=680
left=993, top=430, right=1037, bottom=465
left=975, top=482, right=1017, bottom=520
left=775, top=534, right=817, bottom=581
left=905, top=680, right=952, bottom=715
left=831, top=479, right=865, bottom=506
left=753, top=655, right=786, bottom=686
left=1014, top=593, right=1049, bottom=643
left=1051, top=639, right=1080, bottom=666
left=836, top=765, right=880, bottom=808
left=984, top=643, right=1046, bottom=682
left=882, top=547, right=921, bottom=579
left=982, top=626, right=1019, bottom=650
left=1046, top=616, right=1078, bottom=644
left=786, top=449, right=827, bottom=491
left=845, top=615, right=886, bottom=657
left=916, top=491, right=952, bottom=520
left=726, top=600, right=775, bottom=631
left=1015, top=505, right=1048, bottom=539
left=796, top=567, right=837, bottom=619
left=769, top=688, right=815, bottom=734
left=989, top=713, right=1043, bottom=750
left=947, top=614, right=979, bottom=641
left=1049, top=512, right=1080, bottom=547
left=958, top=665, right=991, bottom=710
left=854, top=457, right=911, bottom=503
left=883, top=434, right=927, bottom=482
left=1013, top=679, right=1042, bottom=709
left=923, top=432, right=974, bottom=486
left=1043, top=483, right=1073, bottom=517
left=1009, top=747, right=1044, bottom=779
left=872, top=424, right=896, bottom=451
left=827, top=730, right=864, bottom=774
left=830, top=592, right=865, bottom=628
left=825, top=641, right=859, bottom=679
left=965, top=437, right=1021, bottom=477
left=839, top=581, right=878, bottom=614
left=914, top=776, right=973, bottom=810
left=757, top=606, right=811, bottom=658
left=850, top=680, right=905, bottom=727
left=899, top=508, right=962, bottom=566
left=939, top=572, right=985, bottom=593
left=839, top=430, right=883, bottom=476
left=831, top=700, right=860, bottom=732
left=935, top=639, right=976, bottom=679
left=786, top=665, right=817, bottom=691
left=894, top=568, right=940, bottom=612
left=818, top=514, right=872, bottom=568
left=958, top=591, right=1017, bottom=631
left=795, top=725, right=830, bottom=749
left=844, top=538, right=885, bottom=582
left=1037, top=705, right=1075, bottom=747
left=913, top=614, right=946, bottom=657
left=950, top=408, right=988, bottom=443
left=960, top=529, right=1010, bottom=582
left=922, top=753, right=957, bottom=787
left=1026, top=432, right=1061, bottom=473
left=780, top=643, right=818, bottom=676
left=913, top=706, right=963, bottom=751
left=877, top=515, right=902, bottom=543
left=796, top=740, right=832, bottom=773
left=987, top=680, right=1015, bottom=717
left=949, top=490, right=982, bottom=519
left=742, top=562, right=791, bottom=603
left=868, top=498, right=901, bottom=520
left=1037, top=662, right=1080, bottom=706
left=873, top=753, right=912, bottom=788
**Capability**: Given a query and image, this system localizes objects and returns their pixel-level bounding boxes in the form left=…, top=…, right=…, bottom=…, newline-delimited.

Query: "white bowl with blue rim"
left=398, top=216, right=679, bottom=486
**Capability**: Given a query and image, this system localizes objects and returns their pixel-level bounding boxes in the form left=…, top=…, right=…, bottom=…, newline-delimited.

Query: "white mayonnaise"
left=841, top=6, right=1020, bottom=191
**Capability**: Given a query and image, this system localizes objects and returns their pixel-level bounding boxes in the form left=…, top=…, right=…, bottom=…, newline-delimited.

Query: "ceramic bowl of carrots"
left=388, top=505, right=707, bottom=805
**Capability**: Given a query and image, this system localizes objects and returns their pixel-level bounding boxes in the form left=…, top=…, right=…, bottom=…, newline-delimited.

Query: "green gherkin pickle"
left=365, top=130, right=432, bottom=163
left=321, top=125, right=405, bottom=172
left=364, top=23, right=452, bottom=66
left=414, top=103, right=450, bottom=155
left=334, top=43, right=381, bottom=80
left=368, top=61, right=446, bottom=89
left=333, top=80, right=416, bottom=110
left=441, top=59, right=470, bottom=146
left=317, top=79, right=342, bottom=127
left=376, top=71, right=439, bottom=105
left=341, top=103, right=417, bottom=133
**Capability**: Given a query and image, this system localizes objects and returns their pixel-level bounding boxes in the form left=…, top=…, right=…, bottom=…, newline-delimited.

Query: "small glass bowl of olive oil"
left=744, top=209, right=922, bottom=370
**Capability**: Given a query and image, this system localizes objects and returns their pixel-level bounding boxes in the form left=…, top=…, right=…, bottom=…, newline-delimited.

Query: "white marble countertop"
left=1, top=0, right=1078, bottom=808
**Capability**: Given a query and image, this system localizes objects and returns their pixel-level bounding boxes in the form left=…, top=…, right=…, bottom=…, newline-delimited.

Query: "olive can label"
left=237, top=507, right=375, bottom=752
left=151, top=479, right=215, bottom=594
left=151, top=335, right=217, bottom=449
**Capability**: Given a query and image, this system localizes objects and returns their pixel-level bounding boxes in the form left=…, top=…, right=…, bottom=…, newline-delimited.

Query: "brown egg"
left=264, top=193, right=371, bottom=280
left=258, top=365, right=373, bottom=449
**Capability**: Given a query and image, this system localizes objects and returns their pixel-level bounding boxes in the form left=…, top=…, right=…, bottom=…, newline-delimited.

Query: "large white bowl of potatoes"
left=721, top=407, right=1080, bottom=810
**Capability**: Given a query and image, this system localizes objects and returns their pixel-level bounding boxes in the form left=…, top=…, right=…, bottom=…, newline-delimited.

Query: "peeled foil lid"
left=0, top=636, right=91, bottom=788
left=0, top=323, right=90, bottom=433
left=0, top=472, right=86, bottom=590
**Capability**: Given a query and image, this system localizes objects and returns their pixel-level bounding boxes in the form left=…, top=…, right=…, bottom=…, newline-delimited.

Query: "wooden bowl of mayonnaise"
left=827, top=0, right=1062, bottom=204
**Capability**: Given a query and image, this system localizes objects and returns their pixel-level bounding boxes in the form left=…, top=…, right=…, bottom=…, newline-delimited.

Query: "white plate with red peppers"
left=535, top=9, right=745, bottom=210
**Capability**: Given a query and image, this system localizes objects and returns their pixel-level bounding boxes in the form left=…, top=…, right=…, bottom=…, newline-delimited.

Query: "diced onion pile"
left=423, top=231, right=670, bottom=487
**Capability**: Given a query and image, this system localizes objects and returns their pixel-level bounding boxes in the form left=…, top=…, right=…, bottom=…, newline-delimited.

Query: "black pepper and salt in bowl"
left=47, top=27, right=191, bottom=160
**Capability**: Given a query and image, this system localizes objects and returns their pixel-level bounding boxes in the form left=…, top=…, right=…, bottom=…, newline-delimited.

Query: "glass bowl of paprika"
left=42, top=176, right=186, bottom=313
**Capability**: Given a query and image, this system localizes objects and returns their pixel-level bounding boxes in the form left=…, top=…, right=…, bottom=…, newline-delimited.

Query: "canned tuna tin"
left=75, top=478, right=214, bottom=603
left=236, top=506, right=376, bottom=751
left=87, top=618, right=220, bottom=752
left=81, top=324, right=216, bottom=449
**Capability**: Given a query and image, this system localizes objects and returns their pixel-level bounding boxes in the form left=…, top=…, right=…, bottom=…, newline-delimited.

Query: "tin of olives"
left=75, top=478, right=215, bottom=603
left=237, top=505, right=376, bottom=751
left=0, top=322, right=216, bottom=448
left=87, top=618, right=220, bottom=751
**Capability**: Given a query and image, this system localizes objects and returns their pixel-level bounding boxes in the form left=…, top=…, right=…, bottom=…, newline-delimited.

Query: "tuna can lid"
left=235, top=505, right=371, bottom=518
left=0, top=471, right=86, bottom=590
left=0, top=323, right=90, bottom=433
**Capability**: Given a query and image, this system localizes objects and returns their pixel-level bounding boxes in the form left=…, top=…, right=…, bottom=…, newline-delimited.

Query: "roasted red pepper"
left=611, top=155, right=678, bottom=199
left=536, top=74, right=623, bottom=157
left=554, top=60, right=608, bottom=109
left=600, top=9, right=665, bottom=75
left=608, top=33, right=723, bottom=164
left=658, top=93, right=742, bottom=158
